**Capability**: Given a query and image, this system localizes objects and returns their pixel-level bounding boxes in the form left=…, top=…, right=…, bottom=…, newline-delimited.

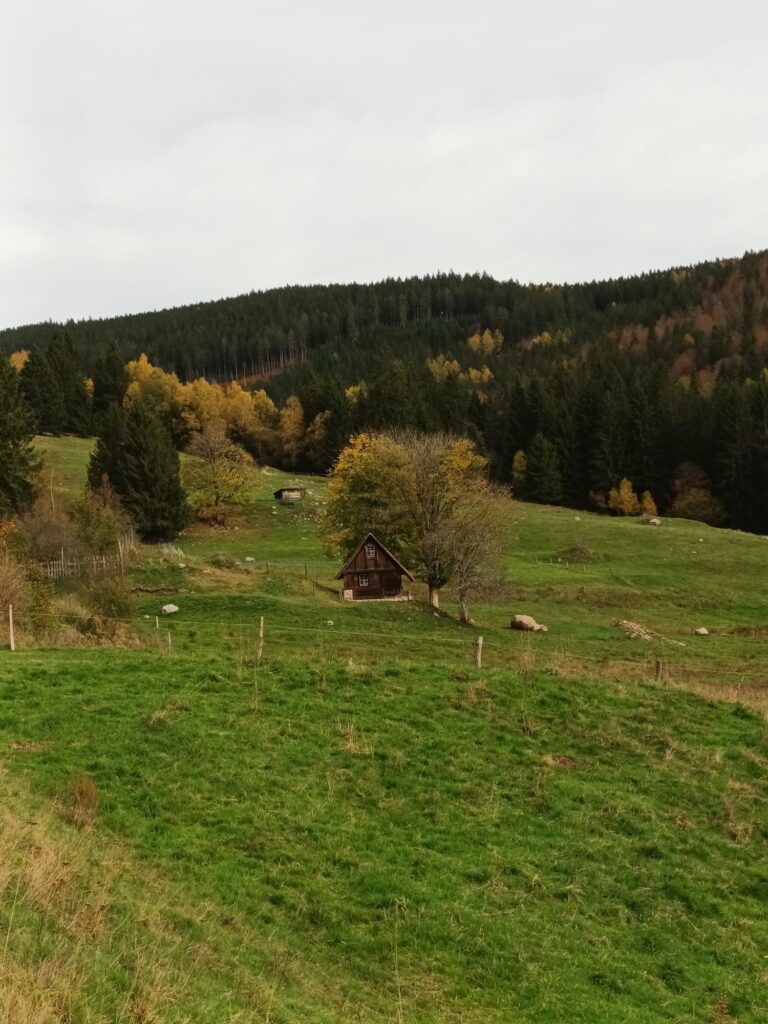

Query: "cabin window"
left=365, top=544, right=376, bottom=559
left=358, top=574, right=369, bottom=587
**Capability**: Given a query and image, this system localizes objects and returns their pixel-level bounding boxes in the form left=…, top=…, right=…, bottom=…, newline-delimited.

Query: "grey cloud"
left=1, top=0, right=767, bottom=325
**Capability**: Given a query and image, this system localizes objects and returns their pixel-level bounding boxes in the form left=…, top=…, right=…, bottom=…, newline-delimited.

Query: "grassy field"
left=0, top=434, right=766, bottom=1021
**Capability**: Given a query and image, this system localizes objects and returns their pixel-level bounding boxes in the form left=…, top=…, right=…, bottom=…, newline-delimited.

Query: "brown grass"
left=65, top=777, right=99, bottom=829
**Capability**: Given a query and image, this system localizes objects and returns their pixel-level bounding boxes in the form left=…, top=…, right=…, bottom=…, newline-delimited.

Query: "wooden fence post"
left=655, top=658, right=662, bottom=681
left=257, top=616, right=265, bottom=664
left=475, top=635, right=483, bottom=669
left=167, top=631, right=172, bottom=655
left=8, top=605, right=15, bottom=652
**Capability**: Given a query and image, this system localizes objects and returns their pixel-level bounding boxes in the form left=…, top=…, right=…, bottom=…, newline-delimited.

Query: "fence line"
left=42, top=553, right=124, bottom=580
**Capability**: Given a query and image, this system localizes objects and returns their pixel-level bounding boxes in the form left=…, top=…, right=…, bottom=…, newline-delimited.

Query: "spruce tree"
left=117, top=401, right=188, bottom=540
left=19, top=346, right=65, bottom=435
left=0, top=357, right=38, bottom=516
left=524, top=432, right=563, bottom=504
left=47, top=330, right=91, bottom=435
left=87, top=402, right=127, bottom=494
left=92, top=341, right=128, bottom=417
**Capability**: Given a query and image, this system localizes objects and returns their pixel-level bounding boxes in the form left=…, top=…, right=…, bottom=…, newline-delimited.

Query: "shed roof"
left=335, top=532, right=414, bottom=581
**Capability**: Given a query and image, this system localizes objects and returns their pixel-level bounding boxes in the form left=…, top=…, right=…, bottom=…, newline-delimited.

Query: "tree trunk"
left=428, top=586, right=440, bottom=608
left=458, top=595, right=469, bottom=624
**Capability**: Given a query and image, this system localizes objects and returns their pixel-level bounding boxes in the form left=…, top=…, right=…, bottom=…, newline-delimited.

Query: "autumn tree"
left=435, top=487, right=510, bottom=623
left=324, top=431, right=494, bottom=609
left=608, top=478, right=641, bottom=516
left=184, top=425, right=257, bottom=523
left=640, top=490, right=658, bottom=517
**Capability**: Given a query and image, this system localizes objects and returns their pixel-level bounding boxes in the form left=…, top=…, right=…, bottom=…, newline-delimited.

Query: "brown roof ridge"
left=335, top=532, right=414, bottom=581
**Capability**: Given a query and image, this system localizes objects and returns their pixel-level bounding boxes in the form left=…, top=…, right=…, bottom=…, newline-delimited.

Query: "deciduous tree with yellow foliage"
left=324, top=430, right=503, bottom=610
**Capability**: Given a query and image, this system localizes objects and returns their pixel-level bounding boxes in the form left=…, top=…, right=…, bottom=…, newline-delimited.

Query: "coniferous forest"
left=3, top=248, right=768, bottom=532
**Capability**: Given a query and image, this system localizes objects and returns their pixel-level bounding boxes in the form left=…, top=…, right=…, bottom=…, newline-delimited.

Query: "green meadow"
left=0, top=435, right=767, bottom=1021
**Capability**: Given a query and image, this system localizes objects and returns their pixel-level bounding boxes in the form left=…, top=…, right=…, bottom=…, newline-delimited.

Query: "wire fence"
left=3, top=604, right=768, bottom=694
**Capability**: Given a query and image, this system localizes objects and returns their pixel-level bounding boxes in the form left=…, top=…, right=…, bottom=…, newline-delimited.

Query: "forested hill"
left=3, top=250, right=767, bottom=382
left=4, top=248, right=768, bottom=532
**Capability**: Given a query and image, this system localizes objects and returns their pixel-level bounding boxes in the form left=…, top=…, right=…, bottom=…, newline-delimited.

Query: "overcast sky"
left=2, top=1, right=767, bottom=327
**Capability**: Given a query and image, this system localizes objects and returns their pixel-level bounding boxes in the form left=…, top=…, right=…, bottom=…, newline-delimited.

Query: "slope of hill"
left=6, top=250, right=768, bottom=533
left=3, top=251, right=767, bottom=383
left=2, top=436, right=767, bottom=1020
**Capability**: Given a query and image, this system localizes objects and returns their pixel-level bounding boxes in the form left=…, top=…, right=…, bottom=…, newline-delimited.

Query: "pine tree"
left=0, top=357, right=38, bottom=516
left=524, top=433, right=563, bottom=504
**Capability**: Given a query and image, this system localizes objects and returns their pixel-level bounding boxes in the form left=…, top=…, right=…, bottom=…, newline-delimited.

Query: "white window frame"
left=358, top=573, right=369, bottom=587
left=365, top=544, right=376, bottom=559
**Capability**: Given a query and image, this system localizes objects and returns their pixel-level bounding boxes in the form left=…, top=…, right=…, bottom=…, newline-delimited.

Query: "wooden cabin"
left=273, top=486, right=306, bottom=503
left=336, top=533, right=414, bottom=601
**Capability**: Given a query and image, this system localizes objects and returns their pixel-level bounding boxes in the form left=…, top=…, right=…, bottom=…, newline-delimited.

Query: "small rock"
left=326, top=620, right=334, bottom=626
left=178, top=563, right=186, bottom=569
left=511, top=614, right=549, bottom=633
left=161, top=604, right=179, bottom=615
left=694, top=627, right=709, bottom=636
left=245, top=557, right=255, bottom=562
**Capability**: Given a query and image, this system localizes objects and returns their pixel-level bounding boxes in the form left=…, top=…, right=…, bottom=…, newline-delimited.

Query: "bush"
left=71, top=484, right=131, bottom=555
left=82, top=576, right=131, bottom=636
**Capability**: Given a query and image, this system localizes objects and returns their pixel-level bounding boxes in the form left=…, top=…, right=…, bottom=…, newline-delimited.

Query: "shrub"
left=81, top=576, right=131, bottom=639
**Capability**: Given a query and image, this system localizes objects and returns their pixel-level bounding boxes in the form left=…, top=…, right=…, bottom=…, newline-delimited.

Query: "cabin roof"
left=335, top=532, right=414, bottom=581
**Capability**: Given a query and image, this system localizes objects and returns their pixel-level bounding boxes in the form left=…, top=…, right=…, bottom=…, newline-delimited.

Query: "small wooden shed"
left=273, top=486, right=306, bottom=503
left=336, top=533, right=413, bottom=601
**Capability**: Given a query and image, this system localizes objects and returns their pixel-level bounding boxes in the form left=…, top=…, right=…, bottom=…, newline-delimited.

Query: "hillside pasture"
left=0, top=435, right=766, bottom=1020
left=24, top=434, right=768, bottom=713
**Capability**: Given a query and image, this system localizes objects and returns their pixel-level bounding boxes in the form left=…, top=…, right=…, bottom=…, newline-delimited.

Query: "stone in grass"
left=245, top=557, right=255, bottom=562
left=510, top=614, right=548, bottom=633
left=694, top=626, right=709, bottom=636
left=648, top=517, right=662, bottom=526
left=161, top=604, right=179, bottom=615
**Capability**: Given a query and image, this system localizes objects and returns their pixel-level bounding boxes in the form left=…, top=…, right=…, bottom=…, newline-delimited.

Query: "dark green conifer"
left=92, top=341, right=128, bottom=417
left=88, top=402, right=127, bottom=494
left=19, top=346, right=65, bottom=435
left=47, top=330, right=91, bottom=435
left=0, top=357, right=38, bottom=516
left=116, top=401, right=188, bottom=540
left=524, top=432, right=563, bottom=504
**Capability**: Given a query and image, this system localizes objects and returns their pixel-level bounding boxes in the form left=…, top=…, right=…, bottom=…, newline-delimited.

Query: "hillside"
left=5, top=250, right=768, bottom=533
left=3, top=252, right=767, bottom=382
left=1, top=437, right=767, bottom=1021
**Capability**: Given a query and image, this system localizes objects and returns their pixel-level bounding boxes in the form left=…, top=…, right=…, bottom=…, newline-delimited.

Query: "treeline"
left=3, top=250, right=768, bottom=532
left=0, top=252, right=760, bottom=380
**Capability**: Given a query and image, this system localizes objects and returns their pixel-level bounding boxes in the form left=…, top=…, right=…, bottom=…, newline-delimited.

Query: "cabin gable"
left=335, top=533, right=413, bottom=601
